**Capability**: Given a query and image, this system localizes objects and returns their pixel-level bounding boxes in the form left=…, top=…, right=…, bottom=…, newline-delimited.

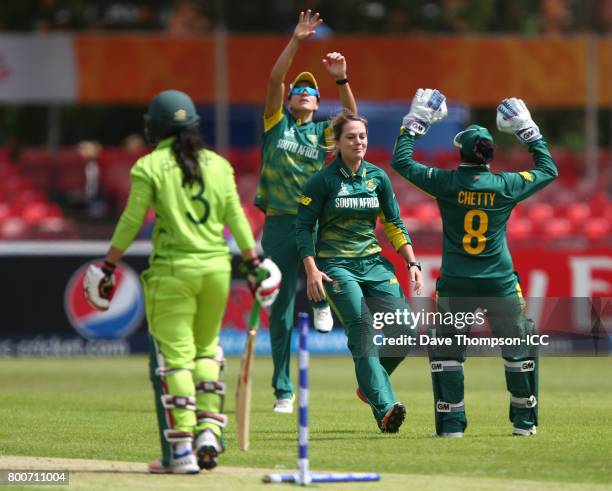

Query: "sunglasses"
left=289, top=86, right=320, bottom=97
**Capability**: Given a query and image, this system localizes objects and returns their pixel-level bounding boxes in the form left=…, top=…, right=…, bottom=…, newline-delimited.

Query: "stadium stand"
left=4, top=144, right=610, bottom=246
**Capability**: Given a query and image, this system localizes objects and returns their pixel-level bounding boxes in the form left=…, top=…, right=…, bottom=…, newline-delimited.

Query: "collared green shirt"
left=111, top=137, right=255, bottom=268
left=296, top=156, right=411, bottom=259
left=255, top=106, right=331, bottom=215
left=391, top=130, right=558, bottom=278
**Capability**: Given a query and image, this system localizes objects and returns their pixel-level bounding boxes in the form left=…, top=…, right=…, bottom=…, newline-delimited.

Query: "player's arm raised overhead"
left=264, top=10, right=322, bottom=120
left=496, top=97, right=558, bottom=202
left=391, top=88, right=450, bottom=199
left=322, top=51, right=357, bottom=115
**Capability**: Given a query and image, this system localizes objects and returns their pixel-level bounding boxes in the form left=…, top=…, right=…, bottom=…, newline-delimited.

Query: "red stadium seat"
left=366, top=148, right=392, bottom=167
left=589, top=191, right=610, bottom=217
left=433, top=149, right=458, bottom=168
left=510, top=205, right=525, bottom=219
left=242, top=203, right=264, bottom=238
left=542, top=217, right=572, bottom=242
left=605, top=203, right=612, bottom=223
left=526, top=203, right=554, bottom=227
left=19, top=147, right=54, bottom=167
left=584, top=218, right=610, bottom=242
left=31, top=217, right=79, bottom=240
left=0, top=203, right=11, bottom=223
left=0, top=162, right=20, bottom=179
left=238, top=147, right=261, bottom=174
left=21, top=202, right=62, bottom=226
left=507, top=217, right=533, bottom=242
left=412, top=202, right=440, bottom=224
left=412, top=149, right=429, bottom=164
left=565, top=202, right=591, bottom=230
left=0, top=217, right=30, bottom=240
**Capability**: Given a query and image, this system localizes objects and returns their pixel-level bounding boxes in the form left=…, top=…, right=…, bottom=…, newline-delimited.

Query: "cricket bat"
left=236, top=299, right=261, bottom=451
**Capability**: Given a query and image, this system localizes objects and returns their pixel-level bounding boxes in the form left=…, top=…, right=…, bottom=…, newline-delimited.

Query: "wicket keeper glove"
left=496, top=98, right=542, bottom=144
left=402, top=88, right=448, bottom=137
left=83, top=261, right=117, bottom=311
left=244, top=257, right=282, bottom=308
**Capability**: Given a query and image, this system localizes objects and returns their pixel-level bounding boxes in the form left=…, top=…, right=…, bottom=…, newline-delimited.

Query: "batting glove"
left=496, top=98, right=542, bottom=144
left=244, top=257, right=282, bottom=308
left=83, top=261, right=117, bottom=311
left=402, top=88, right=448, bottom=137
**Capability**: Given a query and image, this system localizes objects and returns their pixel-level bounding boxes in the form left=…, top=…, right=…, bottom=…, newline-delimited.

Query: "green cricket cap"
left=453, top=124, right=494, bottom=161
left=145, top=89, right=200, bottom=135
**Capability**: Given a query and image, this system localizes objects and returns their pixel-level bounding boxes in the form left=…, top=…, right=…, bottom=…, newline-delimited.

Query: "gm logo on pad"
left=521, top=361, right=535, bottom=371
left=64, top=261, right=145, bottom=340
left=436, top=402, right=451, bottom=413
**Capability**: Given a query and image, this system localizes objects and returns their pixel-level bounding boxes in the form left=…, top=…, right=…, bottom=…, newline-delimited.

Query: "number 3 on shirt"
left=462, top=209, right=488, bottom=255
left=186, top=179, right=210, bottom=225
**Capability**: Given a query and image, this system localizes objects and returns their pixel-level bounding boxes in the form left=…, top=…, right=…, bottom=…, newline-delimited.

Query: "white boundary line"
left=0, top=241, right=152, bottom=256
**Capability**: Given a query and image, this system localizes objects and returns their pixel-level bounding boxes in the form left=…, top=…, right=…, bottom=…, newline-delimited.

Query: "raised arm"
left=322, top=52, right=357, bottom=114
left=496, top=98, right=558, bottom=201
left=264, top=10, right=322, bottom=118
left=391, top=88, right=450, bottom=198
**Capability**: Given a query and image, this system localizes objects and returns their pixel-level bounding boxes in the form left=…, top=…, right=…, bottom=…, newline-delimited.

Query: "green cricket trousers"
left=430, top=274, right=538, bottom=435
left=262, top=214, right=326, bottom=399
left=319, top=254, right=412, bottom=423
left=141, top=258, right=229, bottom=465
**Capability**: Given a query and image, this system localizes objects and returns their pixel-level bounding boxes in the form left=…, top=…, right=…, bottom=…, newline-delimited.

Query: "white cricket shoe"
left=148, top=449, right=199, bottom=474
left=512, top=426, right=537, bottom=436
left=313, top=306, right=333, bottom=333
left=432, top=432, right=464, bottom=438
left=273, top=394, right=295, bottom=414
left=195, top=429, right=223, bottom=470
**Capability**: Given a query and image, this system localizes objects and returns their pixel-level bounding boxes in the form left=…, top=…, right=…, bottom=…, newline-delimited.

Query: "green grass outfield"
left=0, top=356, right=611, bottom=490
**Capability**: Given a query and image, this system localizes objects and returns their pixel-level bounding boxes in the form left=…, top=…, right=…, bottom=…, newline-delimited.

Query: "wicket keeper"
left=392, top=89, right=558, bottom=437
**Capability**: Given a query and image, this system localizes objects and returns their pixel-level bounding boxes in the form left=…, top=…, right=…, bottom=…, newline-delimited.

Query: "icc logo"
left=64, top=261, right=145, bottom=340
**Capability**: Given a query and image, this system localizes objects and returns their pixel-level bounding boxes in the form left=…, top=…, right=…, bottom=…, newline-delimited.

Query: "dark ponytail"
left=171, top=129, right=204, bottom=186
left=462, top=138, right=496, bottom=165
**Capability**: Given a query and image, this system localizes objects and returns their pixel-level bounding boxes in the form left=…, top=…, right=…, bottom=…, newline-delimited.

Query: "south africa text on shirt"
left=276, top=137, right=321, bottom=159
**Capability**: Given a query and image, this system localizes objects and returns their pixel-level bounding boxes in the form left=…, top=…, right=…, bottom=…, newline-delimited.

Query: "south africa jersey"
left=391, top=131, right=558, bottom=278
left=255, top=106, right=331, bottom=215
left=296, top=157, right=411, bottom=259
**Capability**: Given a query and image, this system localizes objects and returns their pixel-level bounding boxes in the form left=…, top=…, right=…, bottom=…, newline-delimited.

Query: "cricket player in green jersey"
left=392, top=89, right=558, bottom=437
left=296, top=112, right=423, bottom=433
left=83, top=90, right=281, bottom=474
left=256, top=10, right=357, bottom=414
